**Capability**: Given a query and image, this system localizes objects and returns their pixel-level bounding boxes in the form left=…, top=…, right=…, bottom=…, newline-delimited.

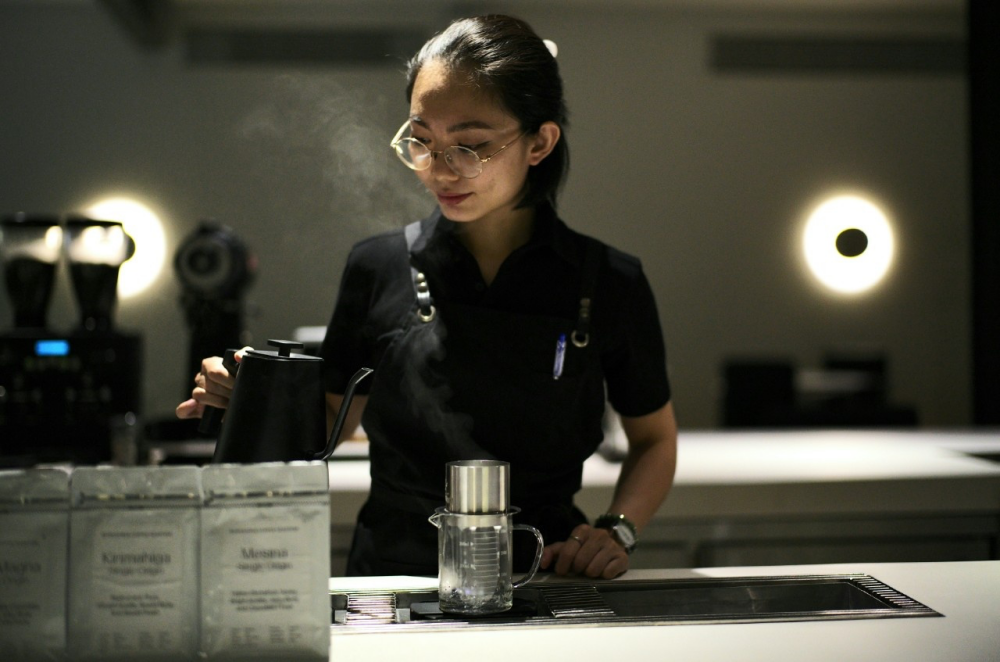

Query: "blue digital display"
left=35, top=339, right=70, bottom=357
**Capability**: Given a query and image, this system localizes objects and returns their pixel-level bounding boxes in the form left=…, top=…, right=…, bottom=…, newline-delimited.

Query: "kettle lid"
left=246, top=339, right=322, bottom=362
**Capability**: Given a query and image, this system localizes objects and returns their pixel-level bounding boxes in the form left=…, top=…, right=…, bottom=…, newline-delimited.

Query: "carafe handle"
left=428, top=509, right=445, bottom=529
left=511, top=524, right=544, bottom=588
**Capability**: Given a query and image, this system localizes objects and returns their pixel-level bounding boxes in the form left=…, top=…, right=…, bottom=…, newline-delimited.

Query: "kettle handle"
left=315, top=366, right=374, bottom=460
left=198, top=348, right=239, bottom=437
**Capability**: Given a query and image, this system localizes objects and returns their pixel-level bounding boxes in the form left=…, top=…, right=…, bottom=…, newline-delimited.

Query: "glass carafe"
left=428, top=506, right=543, bottom=615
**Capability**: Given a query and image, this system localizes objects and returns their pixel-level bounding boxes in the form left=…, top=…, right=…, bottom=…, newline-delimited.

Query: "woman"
left=178, top=14, right=677, bottom=580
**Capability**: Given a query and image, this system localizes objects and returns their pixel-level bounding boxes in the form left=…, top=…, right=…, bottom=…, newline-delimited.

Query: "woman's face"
left=407, top=59, right=544, bottom=225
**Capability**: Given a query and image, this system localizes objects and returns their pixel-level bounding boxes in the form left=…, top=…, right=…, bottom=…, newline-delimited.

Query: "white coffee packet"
left=200, top=462, right=330, bottom=661
left=68, top=466, right=201, bottom=661
left=0, top=467, right=71, bottom=661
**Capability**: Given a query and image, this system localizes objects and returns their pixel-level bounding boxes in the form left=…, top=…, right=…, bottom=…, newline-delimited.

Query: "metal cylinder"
left=446, top=460, right=509, bottom=513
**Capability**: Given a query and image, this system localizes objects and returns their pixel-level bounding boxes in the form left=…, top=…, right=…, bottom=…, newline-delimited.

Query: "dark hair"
left=405, top=15, right=570, bottom=209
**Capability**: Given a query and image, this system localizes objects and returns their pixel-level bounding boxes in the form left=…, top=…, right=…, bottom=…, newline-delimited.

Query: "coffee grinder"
left=174, top=219, right=255, bottom=396
left=1, top=214, right=62, bottom=329
left=0, top=213, right=143, bottom=467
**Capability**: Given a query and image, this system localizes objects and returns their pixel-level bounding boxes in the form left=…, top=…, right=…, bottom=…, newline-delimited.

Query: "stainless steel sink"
left=331, top=574, right=941, bottom=631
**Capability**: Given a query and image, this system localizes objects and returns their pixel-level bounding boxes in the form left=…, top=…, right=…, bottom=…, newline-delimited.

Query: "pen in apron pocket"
left=553, top=333, right=566, bottom=380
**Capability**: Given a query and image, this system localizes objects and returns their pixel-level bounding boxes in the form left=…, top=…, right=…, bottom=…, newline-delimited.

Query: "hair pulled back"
left=405, top=15, right=569, bottom=209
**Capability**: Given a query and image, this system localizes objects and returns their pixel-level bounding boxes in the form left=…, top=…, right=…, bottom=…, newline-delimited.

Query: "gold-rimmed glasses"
left=390, top=121, right=525, bottom=179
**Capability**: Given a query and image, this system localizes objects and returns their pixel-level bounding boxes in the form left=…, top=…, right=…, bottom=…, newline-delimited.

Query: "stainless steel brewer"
left=428, top=460, right=544, bottom=615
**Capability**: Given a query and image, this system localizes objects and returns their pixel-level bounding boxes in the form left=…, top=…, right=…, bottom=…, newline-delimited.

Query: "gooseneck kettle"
left=206, top=339, right=372, bottom=463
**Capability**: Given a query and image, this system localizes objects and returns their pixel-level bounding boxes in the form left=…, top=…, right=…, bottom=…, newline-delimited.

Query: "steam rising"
left=402, top=316, right=486, bottom=460
left=238, top=73, right=483, bottom=456
left=239, top=73, right=428, bottom=238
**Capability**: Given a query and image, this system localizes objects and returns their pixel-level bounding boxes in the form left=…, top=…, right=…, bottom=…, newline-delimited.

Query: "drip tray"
left=409, top=596, right=540, bottom=622
left=331, top=574, right=941, bottom=631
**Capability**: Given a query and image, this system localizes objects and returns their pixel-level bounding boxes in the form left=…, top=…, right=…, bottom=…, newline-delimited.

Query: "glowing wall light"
left=802, top=194, right=894, bottom=294
left=84, top=198, right=167, bottom=298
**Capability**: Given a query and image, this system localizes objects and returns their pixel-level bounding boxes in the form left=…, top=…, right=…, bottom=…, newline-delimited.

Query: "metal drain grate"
left=541, top=586, right=617, bottom=619
left=854, top=576, right=924, bottom=609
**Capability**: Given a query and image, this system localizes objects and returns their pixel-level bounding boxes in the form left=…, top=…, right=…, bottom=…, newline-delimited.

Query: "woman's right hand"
left=175, top=347, right=251, bottom=419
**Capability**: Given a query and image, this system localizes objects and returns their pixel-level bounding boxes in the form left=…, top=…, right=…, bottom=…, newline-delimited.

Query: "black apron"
left=345, top=221, right=607, bottom=576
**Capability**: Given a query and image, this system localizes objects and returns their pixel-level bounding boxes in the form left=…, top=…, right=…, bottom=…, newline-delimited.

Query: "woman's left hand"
left=539, top=524, right=629, bottom=579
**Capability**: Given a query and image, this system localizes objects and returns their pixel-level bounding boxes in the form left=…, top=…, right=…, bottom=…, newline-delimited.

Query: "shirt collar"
left=530, top=202, right=582, bottom=266
left=413, top=203, right=583, bottom=267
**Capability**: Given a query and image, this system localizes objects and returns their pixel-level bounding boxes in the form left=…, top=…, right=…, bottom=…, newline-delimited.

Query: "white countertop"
left=329, top=429, right=1000, bottom=487
left=326, top=430, right=1000, bottom=523
left=324, top=434, right=1000, bottom=658
left=329, top=560, right=1000, bottom=662
left=628, top=429, right=1000, bottom=484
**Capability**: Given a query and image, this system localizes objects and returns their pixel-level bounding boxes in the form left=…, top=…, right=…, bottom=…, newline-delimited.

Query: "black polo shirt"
left=320, top=203, right=670, bottom=419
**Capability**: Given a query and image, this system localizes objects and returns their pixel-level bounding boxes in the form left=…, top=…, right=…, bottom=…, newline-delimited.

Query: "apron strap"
left=405, top=220, right=603, bottom=339
left=405, top=221, right=436, bottom=322
left=572, top=239, right=603, bottom=348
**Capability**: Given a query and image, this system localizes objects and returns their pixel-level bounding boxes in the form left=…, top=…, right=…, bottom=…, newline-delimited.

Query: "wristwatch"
left=594, top=513, right=638, bottom=554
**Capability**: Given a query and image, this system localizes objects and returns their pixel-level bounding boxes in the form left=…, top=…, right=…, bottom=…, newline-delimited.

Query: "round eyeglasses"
left=390, top=121, right=525, bottom=179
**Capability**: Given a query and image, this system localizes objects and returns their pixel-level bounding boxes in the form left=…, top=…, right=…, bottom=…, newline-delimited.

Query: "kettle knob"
left=267, top=339, right=304, bottom=357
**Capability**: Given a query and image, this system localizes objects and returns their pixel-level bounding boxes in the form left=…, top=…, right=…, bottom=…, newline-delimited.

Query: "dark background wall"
left=0, top=0, right=969, bottom=429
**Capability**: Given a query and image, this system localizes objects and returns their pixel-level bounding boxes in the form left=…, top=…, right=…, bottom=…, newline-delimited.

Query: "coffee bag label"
left=69, top=507, right=199, bottom=660
left=0, top=468, right=70, bottom=662
left=201, top=504, right=328, bottom=660
left=0, top=511, right=68, bottom=661
left=200, top=463, right=329, bottom=661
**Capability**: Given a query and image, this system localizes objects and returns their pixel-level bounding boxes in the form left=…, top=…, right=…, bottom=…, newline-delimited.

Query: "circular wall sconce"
left=802, top=194, right=894, bottom=294
left=84, top=197, right=167, bottom=299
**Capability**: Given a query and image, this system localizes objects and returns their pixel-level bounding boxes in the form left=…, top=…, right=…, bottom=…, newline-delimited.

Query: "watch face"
left=613, top=523, right=636, bottom=549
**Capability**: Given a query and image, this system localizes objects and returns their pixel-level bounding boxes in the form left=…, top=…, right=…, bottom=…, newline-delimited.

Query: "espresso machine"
left=0, top=213, right=143, bottom=467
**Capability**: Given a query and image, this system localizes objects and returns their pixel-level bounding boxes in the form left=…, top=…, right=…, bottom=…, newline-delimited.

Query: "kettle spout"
left=316, top=367, right=373, bottom=461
